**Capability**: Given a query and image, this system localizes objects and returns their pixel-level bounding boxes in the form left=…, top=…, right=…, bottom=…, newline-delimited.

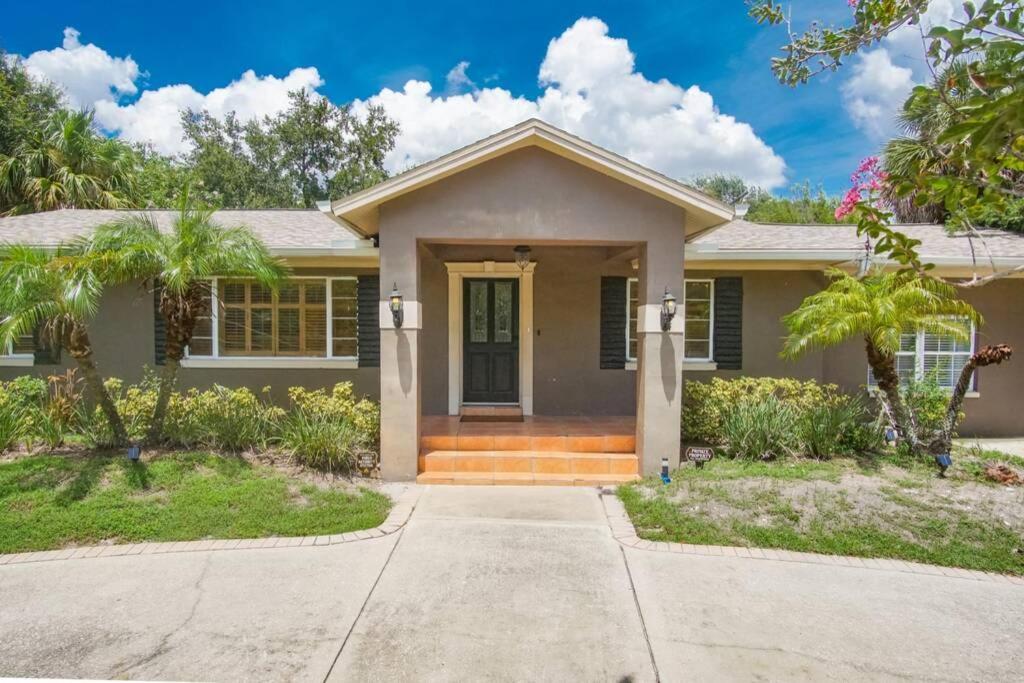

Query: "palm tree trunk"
left=931, top=344, right=1013, bottom=455
left=147, top=354, right=180, bottom=444
left=67, top=326, right=127, bottom=446
left=865, top=337, right=922, bottom=453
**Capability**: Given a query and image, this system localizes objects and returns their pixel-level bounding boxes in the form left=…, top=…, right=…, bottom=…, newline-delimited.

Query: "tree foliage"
left=0, top=51, right=63, bottom=159
left=0, top=244, right=127, bottom=443
left=752, top=0, right=1024, bottom=275
left=81, top=192, right=289, bottom=442
left=691, top=174, right=848, bottom=223
left=0, top=110, right=141, bottom=216
left=781, top=268, right=984, bottom=455
left=178, top=90, right=398, bottom=208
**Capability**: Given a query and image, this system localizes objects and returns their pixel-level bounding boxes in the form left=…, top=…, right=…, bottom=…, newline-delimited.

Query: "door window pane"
left=494, top=281, right=513, bottom=343
left=470, top=281, right=488, bottom=343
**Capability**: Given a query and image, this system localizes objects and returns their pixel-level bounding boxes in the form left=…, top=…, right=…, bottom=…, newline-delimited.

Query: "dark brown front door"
left=463, top=278, right=519, bottom=404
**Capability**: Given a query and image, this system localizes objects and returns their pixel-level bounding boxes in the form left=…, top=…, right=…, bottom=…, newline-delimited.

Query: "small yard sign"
left=356, top=451, right=378, bottom=476
left=685, top=446, right=714, bottom=468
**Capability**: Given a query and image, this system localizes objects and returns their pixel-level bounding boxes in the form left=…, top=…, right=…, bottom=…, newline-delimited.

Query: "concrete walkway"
left=1, top=485, right=1022, bottom=681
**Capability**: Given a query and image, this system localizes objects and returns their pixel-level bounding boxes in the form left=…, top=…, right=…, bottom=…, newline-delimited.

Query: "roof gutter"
left=686, top=245, right=1024, bottom=268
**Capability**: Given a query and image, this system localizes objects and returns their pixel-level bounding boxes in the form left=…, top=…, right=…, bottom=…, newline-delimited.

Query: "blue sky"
left=2, top=1, right=938, bottom=195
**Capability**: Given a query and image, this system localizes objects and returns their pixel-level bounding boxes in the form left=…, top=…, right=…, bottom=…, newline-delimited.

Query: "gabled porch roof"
left=324, top=119, right=736, bottom=237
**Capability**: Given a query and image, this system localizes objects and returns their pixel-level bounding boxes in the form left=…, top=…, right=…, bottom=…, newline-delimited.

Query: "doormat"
left=460, top=415, right=525, bottom=423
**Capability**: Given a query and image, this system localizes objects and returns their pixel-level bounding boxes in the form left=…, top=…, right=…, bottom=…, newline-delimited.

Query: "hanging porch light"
left=513, top=245, right=532, bottom=270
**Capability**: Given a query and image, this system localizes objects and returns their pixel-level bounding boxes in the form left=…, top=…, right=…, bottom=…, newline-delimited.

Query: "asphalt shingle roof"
left=692, top=220, right=1024, bottom=260
left=0, top=209, right=364, bottom=251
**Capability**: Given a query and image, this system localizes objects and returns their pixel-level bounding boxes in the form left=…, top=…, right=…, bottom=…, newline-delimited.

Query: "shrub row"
left=0, top=374, right=380, bottom=473
left=683, top=377, right=885, bottom=460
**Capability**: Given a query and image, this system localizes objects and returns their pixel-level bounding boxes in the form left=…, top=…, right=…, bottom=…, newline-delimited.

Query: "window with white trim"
left=626, top=278, right=714, bottom=362
left=869, top=319, right=976, bottom=390
left=0, top=316, right=34, bottom=358
left=185, top=277, right=358, bottom=360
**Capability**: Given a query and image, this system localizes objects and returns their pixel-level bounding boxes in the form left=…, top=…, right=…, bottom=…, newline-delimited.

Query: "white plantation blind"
left=870, top=319, right=975, bottom=390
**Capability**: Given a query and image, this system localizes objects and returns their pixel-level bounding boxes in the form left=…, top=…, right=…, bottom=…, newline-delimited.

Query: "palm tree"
left=0, top=110, right=139, bottom=216
left=0, top=244, right=127, bottom=444
left=82, top=193, right=288, bottom=442
left=780, top=269, right=981, bottom=453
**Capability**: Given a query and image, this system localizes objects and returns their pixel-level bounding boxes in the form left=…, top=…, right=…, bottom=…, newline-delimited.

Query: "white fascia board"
left=268, top=246, right=379, bottom=258
left=330, top=119, right=733, bottom=223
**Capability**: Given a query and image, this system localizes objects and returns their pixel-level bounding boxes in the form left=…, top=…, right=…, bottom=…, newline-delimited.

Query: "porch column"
left=379, top=235, right=421, bottom=481
left=635, top=238, right=685, bottom=476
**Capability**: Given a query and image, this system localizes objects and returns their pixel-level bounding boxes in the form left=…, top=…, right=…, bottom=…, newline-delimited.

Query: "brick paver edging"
left=0, top=486, right=422, bottom=567
left=599, top=490, right=1024, bottom=586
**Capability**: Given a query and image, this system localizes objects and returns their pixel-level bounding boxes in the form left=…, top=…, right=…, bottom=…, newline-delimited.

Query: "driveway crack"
left=320, top=527, right=406, bottom=683
left=618, top=544, right=661, bottom=682
left=114, top=553, right=213, bottom=676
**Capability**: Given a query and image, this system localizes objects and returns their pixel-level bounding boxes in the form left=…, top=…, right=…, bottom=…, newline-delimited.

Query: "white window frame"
left=180, top=276, right=359, bottom=369
left=626, top=277, right=639, bottom=362
left=626, top=277, right=716, bottom=367
left=868, top=320, right=977, bottom=392
left=682, top=279, right=715, bottom=363
left=0, top=339, right=34, bottom=366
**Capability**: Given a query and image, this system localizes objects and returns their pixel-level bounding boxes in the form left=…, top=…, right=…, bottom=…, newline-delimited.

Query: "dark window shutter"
left=713, top=277, right=742, bottom=370
left=357, top=275, right=380, bottom=368
left=600, top=276, right=627, bottom=370
left=153, top=283, right=166, bottom=366
left=32, top=326, right=60, bottom=365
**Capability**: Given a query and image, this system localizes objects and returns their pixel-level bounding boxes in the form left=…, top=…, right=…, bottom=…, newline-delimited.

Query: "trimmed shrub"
left=720, top=395, right=801, bottom=460
left=287, top=384, right=380, bottom=451
left=684, top=377, right=842, bottom=445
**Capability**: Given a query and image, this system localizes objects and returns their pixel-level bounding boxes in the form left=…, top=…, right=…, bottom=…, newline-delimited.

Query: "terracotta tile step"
left=417, top=451, right=639, bottom=476
left=420, top=434, right=636, bottom=453
left=416, top=471, right=641, bottom=487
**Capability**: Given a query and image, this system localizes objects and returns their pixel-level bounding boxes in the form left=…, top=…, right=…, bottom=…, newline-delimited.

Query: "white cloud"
left=357, top=18, right=787, bottom=188
left=95, top=68, right=324, bottom=156
left=21, top=19, right=787, bottom=189
left=445, top=61, right=476, bottom=93
left=842, top=0, right=958, bottom=136
left=842, top=49, right=915, bottom=137
left=21, top=27, right=140, bottom=109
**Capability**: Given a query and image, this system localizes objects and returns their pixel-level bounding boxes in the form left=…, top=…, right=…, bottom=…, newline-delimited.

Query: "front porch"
left=417, top=416, right=640, bottom=485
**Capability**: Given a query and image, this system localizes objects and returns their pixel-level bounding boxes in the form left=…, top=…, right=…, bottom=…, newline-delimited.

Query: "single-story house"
left=2, top=119, right=1022, bottom=484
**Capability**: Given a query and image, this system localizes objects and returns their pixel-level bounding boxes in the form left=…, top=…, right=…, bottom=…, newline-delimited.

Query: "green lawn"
left=0, top=451, right=391, bottom=554
left=619, top=450, right=1024, bottom=576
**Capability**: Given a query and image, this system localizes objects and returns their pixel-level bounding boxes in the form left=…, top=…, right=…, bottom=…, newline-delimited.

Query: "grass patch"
left=0, top=451, right=391, bottom=554
left=620, top=456, right=1024, bottom=576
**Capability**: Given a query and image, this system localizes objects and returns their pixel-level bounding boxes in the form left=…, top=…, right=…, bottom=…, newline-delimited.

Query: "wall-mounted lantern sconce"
left=513, top=245, right=532, bottom=270
left=660, top=287, right=677, bottom=331
left=389, top=282, right=404, bottom=328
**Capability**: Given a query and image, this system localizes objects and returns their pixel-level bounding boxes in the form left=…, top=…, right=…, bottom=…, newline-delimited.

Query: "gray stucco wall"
left=686, top=269, right=1024, bottom=438
left=0, top=270, right=382, bottom=405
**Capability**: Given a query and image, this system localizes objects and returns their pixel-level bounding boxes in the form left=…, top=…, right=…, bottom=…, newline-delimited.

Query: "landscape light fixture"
left=389, top=283, right=404, bottom=328
left=660, top=287, right=677, bottom=331
left=513, top=245, right=532, bottom=270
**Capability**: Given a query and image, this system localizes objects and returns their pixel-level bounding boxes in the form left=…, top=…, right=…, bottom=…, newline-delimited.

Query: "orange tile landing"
left=418, top=416, right=639, bottom=486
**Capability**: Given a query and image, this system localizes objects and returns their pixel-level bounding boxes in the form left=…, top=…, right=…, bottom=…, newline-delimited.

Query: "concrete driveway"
left=1, top=485, right=1022, bottom=682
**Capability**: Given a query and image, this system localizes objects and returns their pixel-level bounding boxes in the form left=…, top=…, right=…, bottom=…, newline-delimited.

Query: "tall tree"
left=180, top=90, right=399, bottom=208
left=0, top=51, right=63, bottom=159
left=0, top=109, right=141, bottom=216
left=780, top=269, right=1007, bottom=456
left=0, top=245, right=127, bottom=444
left=82, top=193, right=288, bottom=442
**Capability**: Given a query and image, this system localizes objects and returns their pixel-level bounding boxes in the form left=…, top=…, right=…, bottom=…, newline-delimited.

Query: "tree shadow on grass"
left=120, top=460, right=151, bottom=490
left=53, top=455, right=111, bottom=506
